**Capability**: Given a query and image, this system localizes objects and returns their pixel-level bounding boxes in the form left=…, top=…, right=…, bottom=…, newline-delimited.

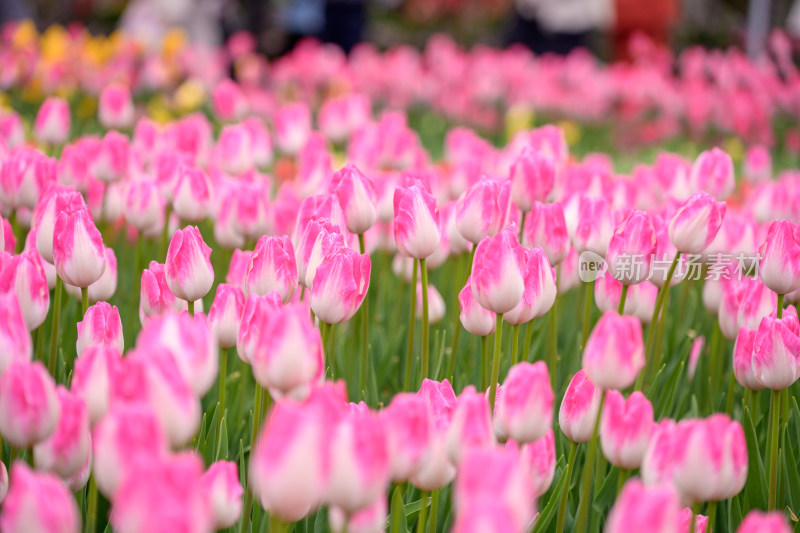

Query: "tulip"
left=736, top=277, right=777, bottom=331
left=140, top=261, right=185, bottom=321
left=752, top=305, right=800, bottom=390
left=295, top=135, right=334, bottom=198
left=510, top=147, right=556, bottom=212
left=76, top=301, right=123, bottom=357
left=416, top=282, right=445, bottom=324
left=0, top=291, right=32, bottom=374
left=606, top=210, right=657, bottom=286
left=245, top=235, right=298, bottom=302
left=90, top=130, right=128, bottom=183
left=494, top=362, right=553, bottom=444
left=503, top=247, right=557, bottom=326
left=0, top=463, right=80, bottom=533
left=310, top=243, right=371, bottom=324
left=583, top=311, right=645, bottom=390
left=758, top=220, right=800, bottom=295
left=0, top=462, right=6, bottom=503
left=226, top=249, right=254, bottom=290
left=606, top=480, right=681, bottom=533
left=330, top=164, right=378, bottom=236
left=208, top=283, right=245, bottom=349
left=329, top=497, right=386, bottom=533
left=53, top=204, right=106, bottom=289
left=732, top=327, right=762, bottom=390
left=559, top=369, right=602, bottom=443
left=471, top=225, right=526, bottom=315
left=201, top=461, right=243, bottom=529
left=410, top=379, right=458, bottom=490
left=33, top=386, right=91, bottom=479
left=71, top=346, right=122, bottom=425
left=381, top=393, right=431, bottom=482
left=689, top=147, right=735, bottom=201
left=393, top=181, right=441, bottom=259
left=34, top=97, right=71, bottom=146
left=110, top=453, right=213, bottom=533
left=600, top=390, right=653, bottom=470
left=237, top=292, right=282, bottom=364
left=452, top=501, right=522, bottom=533
left=459, top=276, right=497, bottom=336
left=33, top=185, right=83, bottom=263
left=445, top=387, right=495, bottom=465
left=1, top=250, right=49, bottom=330
left=123, top=178, right=165, bottom=235
left=296, top=218, right=344, bottom=287
left=0, top=360, right=59, bottom=447
left=275, top=102, right=312, bottom=155
left=165, top=226, right=214, bottom=308
left=98, top=82, right=134, bottom=129
left=215, top=124, right=254, bottom=176
left=668, top=192, right=726, bottom=254
left=679, top=509, right=708, bottom=533
left=573, top=197, right=614, bottom=256
left=172, top=164, right=212, bottom=222
left=455, top=176, right=511, bottom=245
left=0, top=146, right=56, bottom=211
left=212, top=79, right=247, bottom=122
left=737, top=511, right=792, bottom=533
left=744, top=145, right=772, bottom=183
left=91, top=403, right=169, bottom=497
left=518, top=429, right=556, bottom=498
left=523, top=201, right=570, bottom=265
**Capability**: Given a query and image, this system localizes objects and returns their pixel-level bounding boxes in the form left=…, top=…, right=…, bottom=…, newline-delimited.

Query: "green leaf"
left=216, top=417, right=229, bottom=461
left=532, top=456, right=571, bottom=533
left=403, top=495, right=430, bottom=520
left=389, top=486, right=408, bottom=533
left=656, top=359, right=685, bottom=419
left=594, top=468, right=619, bottom=511
left=743, top=406, right=768, bottom=510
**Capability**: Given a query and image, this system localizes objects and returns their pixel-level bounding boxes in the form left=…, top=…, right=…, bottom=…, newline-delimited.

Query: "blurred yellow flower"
left=558, top=120, right=582, bottom=146
left=0, top=92, right=10, bottom=111
left=174, top=80, right=206, bottom=114
left=505, top=104, right=534, bottom=140
left=163, top=29, right=188, bottom=58
left=40, top=25, right=69, bottom=63
left=11, top=19, right=37, bottom=49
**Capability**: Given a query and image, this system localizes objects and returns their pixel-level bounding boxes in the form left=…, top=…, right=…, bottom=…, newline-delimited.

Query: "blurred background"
left=3, top=0, right=800, bottom=60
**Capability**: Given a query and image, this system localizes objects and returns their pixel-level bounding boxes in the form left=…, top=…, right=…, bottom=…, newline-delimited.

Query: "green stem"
left=427, top=488, right=439, bottom=533
left=707, top=323, right=722, bottom=410
left=160, top=205, right=172, bottom=260
left=187, top=299, right=195, bottom=317
left=216, top=347, right=228, bottom=454
left=85, top=473, right=97, bottom=533
left=689, top=503, right=699, bottom=533
left=48, top=276, right=63, bottom=378
left=519, top=211, right=527, bottom=242
left=404, top=260, right=419, bottom=392
left=241, top=383, right=265, bottom=533
left=580, top=280, right=594, bottom=349
left=81, top=287, right=89, bottom=315
left=466, top=245, right=476, bottom=276
left=35, top=325, right=45, bottom=362
left=447, top=322, right=461, bottom=383
left=511, top=323, right=520, bottom=367
left=359, top=234, right=369, bottom=399
left=706, top=500, right=718, bottom=533
left=618, top=284, right=629, bottom=315
left=416, top=491, right=430, bottom=533
left=725, top=369, right=737, bottom=416
left=575, top=389, right=606, bottom=533
left=768, top=389, right=781, bottom=510
left=556, top=441, right=579, bottom=533
left=488, top=314, right=504, bottom=411
left=616, top=468, right=629, bottom=496
left=639, top=253, right=680, bottom=389
left=130, top=233, right=143, bottom=323
left=481, top=334, right=489, bottom=390
left=548, top=291, right=559, bottom=385
left=777, top=293, right=785, bottom=319
left=420, top=258, right=429, bottom=386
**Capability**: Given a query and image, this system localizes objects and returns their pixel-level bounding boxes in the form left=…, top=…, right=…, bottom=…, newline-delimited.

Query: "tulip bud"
left=381, top=393, right=431, bottom=482
left=459, top=276, right=496, bottom=336
left=33, top=186, right=83, bottom=263
left=71, top=346, right=122, bottom=425
left=226, top=249, right=253, bottom=290
left=523, top=202, right=569, bottom=265
left=733, top=327, right=762, bottom=390
left=758, top=220, right=800, bottom=295
left=165, top=226, right=214, bottom=303
left=445, top=387, right=495, bottom=464
left=559, top=369, right=602, bottom=443
left=393, top=181, right=441, bottom=259
left=668, top=192, right=726, bottom=254
left=0, top=360, right=59, bottom=447
left=607, top=210, right=657, bottom=285
left=310, top=244, right=371, bottom=324
left=201, top=461, right=243, bottom=529
left=752, top=305, right=800, bottom=390
left=737, top=511, right=792, bottom=533
left=494, top=362, right=553, bottom=444
left=504, top=247, right=557, bottom=325
left=510, top=147, right=556, bottom=212
left=0, top=462, right=7, bottom=503
left=471, top=226, right=526, bottom=314
left=172, top=165, right=212, bottom=222
left=0, top=146, right=56, bottom=211
left=582, top=311, right=645, bottom=390
left=98, top=83, right=134, bottom=129
left=0, top=291, right=32, bottom=374
left=455, top=177, right=511, bottom=244
left=237, top=293, right=282, bottom=364
left=90, top=130, right=128, bottom=183
left=415, top=282, right=446, bottom=324
left=452, top=501, right=522, bottom=533
left=212, top=79, right=247, bottom=122
left=246, top=235, right=298, bottom=302
left=140, top=261, right=185, bottom=322
left=1, top=251, right=49, bottom=330
left=76, top=301, right=123, bottom=357
left=518, top=430, right=556, bottom=498
left=690, top=147, right=735, bottom=201
left=33, top=387, right=91, bottom=479
left=208, top=283, right=245, bottom=349
left=275, top=103, right=312, bottom=155
left=573, top=197, right=614, bottom=256
left=679, top=509, right=708, bottom=533
left=736, top=277, right=777, bottom=331
left=53, top=205, right=106, bottom=288
left=331, top=164, right=378, bottom=235
left=34, top=97, right=71, bottom=146
left=606, top=480, right=681, bottom=533
left=0, top=463, right=80, bottom=533
left=329, top=497, right=386, bottom=533
left=600, top=390, right=653, bottom=470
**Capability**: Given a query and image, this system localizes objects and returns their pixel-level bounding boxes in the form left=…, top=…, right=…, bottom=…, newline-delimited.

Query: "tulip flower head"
left=165, top=226, right=214, bottom=303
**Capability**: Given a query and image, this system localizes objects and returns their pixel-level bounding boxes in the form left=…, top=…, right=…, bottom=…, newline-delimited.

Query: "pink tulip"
left=34, top=97, right=71, bottom=146
left=744, top=145, right=772, bottom=183
left=1, top=250, right=49, bottom=330
left=208, top=283, right=245, bottom=349
left=0, top=291, right=32, bottom=374
left=165, top=226, right=214, bottom=303
left=295, top=134, right=334, bottom=198
left=459, top=275, right=496, bottom=336
left=737, top=511, right=792, bottom=533
left=679, top=509, right=708, bottom=533
left=600, top=390, right=653, bottom=469
left=201, top=460, right=243, bottom=529
left=452, top=501, right=522, bottom=533
left=607, top=210, right=657, bottom=285
left=443, top=201, right=472, bottom=256
left=172, top=164, right=212, bottom=222
left=523, top=201, right=569, bottom=265
left=330, top=164, right=378, bottom=235
left=123, top=178, right=164, bottom=234
left=110, top=452, right=213, bottom=533
left=518, top=430, right=556, bottom=498
left=318, top=93, right=370, bottom=144
left=393, top=180, right=441, bottom=259
left=216, top=124, right=254, bottom=176
left=0, top=146, right=56, bottom=211
left=411, top=379, right=457, bottom=490
left=246, top=235, right=298, bottom=302
left=71, top=346, right=122, bottom=425
left=310, top=243, right=371, bottom=324
left=76, top=301, right=123, bottom=357
left=0, top=463, right=80, bottom=533
left=736, top=277, right=777, bottom=331
left=758, top=220, right=800, bottom=295
left=510, top=147, right=556, bottom=211
left=733, top=327, right=763, bottom=390
left=752, top=305, right=800, bottom=389
left=594, top=271, right=637, bottom=315
left=85, top=246, right=117, bottom=302
left=454, top=447, right=535, bottom=532
left=52, top=204, right=106, bottom=288
left=606, top=480, right=681, bottom=533
left=471, top=226, right=526, bottom=314
left=243, top=118, right=274, bottom=168
left=91, top=404, right=169, bottom=497
left=33, top=386, right=90, bottom=479
left=573, top=197, right=614, bottom=256
left=583, top=311, right=645, bottom=390
left=415, top=282, right=446, bottom=324
left=668, top=192, right=726, bottom=254
left=140, top=261, right=185, bottom=321
left=504, top=247, right=557, bottom=325
left=455, top=177, right=510, bottom=244
left=495, top=363, right=555, bottom=446
left=90, top=130, right=128, bottom=183
left=294, top=193, right=346, bottom=246
left=296, top=218, right=344, bottom=287
left=559, top=369, right=602, bottom=443
left=275, top=102, right=312, bottom=155
left=329, top=496, right=386, bottom=533
left=690, top=147, right=735, bottom=201
left=381, top=393, right=431, bottom=482
left=237, top=292, right=282, bottom=364
left=0, top=462, right=6, bottom=503
left=212, top=79, right=247, bottom=122
left=33, top=185, right=83, bottom=263
left=445, top=386, right=496, bottom=464
left=0, top=360, right=59, bottom=447
left=98, top=82, right=134, bottom=129
left=226, top=249, right=254, bottom=290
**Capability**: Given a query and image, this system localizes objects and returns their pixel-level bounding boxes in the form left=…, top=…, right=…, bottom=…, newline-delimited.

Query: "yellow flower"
left=40, top=25, right=69, bottom=63
left=11, top=19, right=37, bottom=49
left=163, top=29, right=188, bottom=58
left=558, top=120, right=582, bottom=146
left=174, top=79, right=206, bottom=114
left=504, top=104, right=534, bottom=140
left=0, top=92, right=10, bottom=111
